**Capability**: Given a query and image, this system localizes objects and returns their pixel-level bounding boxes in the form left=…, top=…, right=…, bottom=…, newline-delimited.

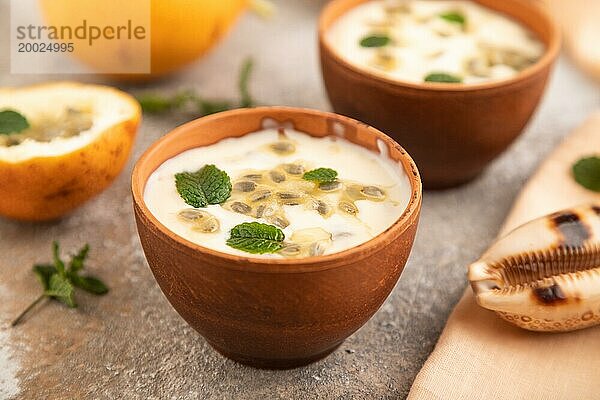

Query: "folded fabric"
left=408, top=112, right=600, bottom=400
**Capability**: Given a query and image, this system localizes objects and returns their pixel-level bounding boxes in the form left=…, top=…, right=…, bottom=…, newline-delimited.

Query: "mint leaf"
left=359, top=34, right=391, bottom=48
left=69, top=274, right=109, bottom=295
left=175, top=165, right=232, bottom=208
left=573, top=156, right=600, bottom=192
left=68, top=244, right=89, bottom=273
left=303, top=168, right=338, bottom=184
left=424, top=72, right=463, bottom=83
left=0, top=110, right=29, bottom=135
left=33, top=264, right=56, bottom=290
left=12, top=242, right=109, bottom=327
left=136, top=93, right=175, bottom=114
left=440, top=12, right=466, bottom=25
left=52, top=241, right=65, bottom=276
left=45, top=273, right=76, bottom=308
left=239, top=57, right=254, bottom=108
left=226, top=222, right=285, bottom=254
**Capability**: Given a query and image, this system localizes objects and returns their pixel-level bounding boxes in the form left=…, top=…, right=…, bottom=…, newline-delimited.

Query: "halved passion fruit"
left=0, top=82, right=140, bottom=221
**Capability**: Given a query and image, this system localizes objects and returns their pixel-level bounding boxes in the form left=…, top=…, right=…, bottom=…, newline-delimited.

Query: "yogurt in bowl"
left=144, top=127, right=412, bottom=258
left=326, top=0, right=545, bottom=84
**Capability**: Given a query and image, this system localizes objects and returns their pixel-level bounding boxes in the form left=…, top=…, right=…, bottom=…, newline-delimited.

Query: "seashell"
left=468, top=204, right=600, bottom=332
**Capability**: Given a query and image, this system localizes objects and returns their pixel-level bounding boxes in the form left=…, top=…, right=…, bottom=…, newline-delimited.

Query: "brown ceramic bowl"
left=132, top=107, right=421, bottom=369
left=319, top=0, right=561, bottom=189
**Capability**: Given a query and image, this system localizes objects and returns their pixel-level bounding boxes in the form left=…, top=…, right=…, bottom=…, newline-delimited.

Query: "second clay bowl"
left=319, top=0, right=561, bottom=188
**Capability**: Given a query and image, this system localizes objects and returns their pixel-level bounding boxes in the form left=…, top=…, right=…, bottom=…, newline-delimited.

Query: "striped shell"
left=469, top=204, right=600, bottom=332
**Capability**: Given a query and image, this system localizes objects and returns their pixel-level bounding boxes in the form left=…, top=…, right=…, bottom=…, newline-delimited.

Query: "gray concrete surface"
left=1, top=1, right=599, bottom=399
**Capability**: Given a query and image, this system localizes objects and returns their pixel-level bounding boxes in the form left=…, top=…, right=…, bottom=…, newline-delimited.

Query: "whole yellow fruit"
left=39, top=0, right=248, bottom=81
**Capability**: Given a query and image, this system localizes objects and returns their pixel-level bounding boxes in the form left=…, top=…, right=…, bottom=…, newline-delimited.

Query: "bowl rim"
left=131, top=106, right=422, bottom=272
left=318, top=0, right=561, bottom=93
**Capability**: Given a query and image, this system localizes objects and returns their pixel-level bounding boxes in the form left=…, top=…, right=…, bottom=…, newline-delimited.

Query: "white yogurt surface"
left=144, top=128, right=412, bottom=258
left=326, top=0, right=545, bottom=84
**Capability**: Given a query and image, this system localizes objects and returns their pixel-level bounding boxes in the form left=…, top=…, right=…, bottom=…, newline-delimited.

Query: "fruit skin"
left=39, top=0, right=248, bottom=82
left=0, top=84, right=141, bottom=222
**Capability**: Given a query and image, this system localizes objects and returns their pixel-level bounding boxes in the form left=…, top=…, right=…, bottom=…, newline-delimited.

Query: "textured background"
left=1, top=1, right=599, bottom=399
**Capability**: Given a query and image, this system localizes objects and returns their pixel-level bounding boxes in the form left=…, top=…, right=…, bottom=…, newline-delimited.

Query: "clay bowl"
left=132, top=107, right=422, bottom=369
left=319, top=0, right=561, bottom=189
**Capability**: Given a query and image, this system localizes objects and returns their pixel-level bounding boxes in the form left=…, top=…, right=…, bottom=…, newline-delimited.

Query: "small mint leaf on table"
left=45, top=273, right=76, bottom=308
left=424, top=72, right=463, bottom=83
left=33, top=264, right=57, bottom=290
left=359, top=34, right=391, bottom=48
left=175, top=164, right=232, bottom=208
left=573, top=156, right=600, bottom=192
left=69, top=274, right=109, bottom=295
left=12, top=242, right=109, bottom=327
left=303, top=168, right=338, bottom=184
left=440, top=11, right=466, bottom=25
left=226, top=222, right=285, bottom=254
left=0, top=109, right=29, bottom=135
left=68, top=243, right=89, bottom=273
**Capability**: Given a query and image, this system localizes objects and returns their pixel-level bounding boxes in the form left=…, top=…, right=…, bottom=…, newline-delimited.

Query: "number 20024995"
left=17, top=42, right=74, bottom=53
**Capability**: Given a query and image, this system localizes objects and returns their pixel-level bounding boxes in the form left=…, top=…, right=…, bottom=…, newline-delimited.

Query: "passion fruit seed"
left=313, top=199, right=331, bottom=216
left=233, top=181, right=256, bottom=192
left=277, top=191, right=302, bottom=199
left=192, top=217, right=220, bottom=233
left=279, top=244, right=302, bottom=257
left=270, top=141, right=296, bottom=155
left=177, top=208, right=208, bottom=221
left=345, top=184, right=367, bottom=200
left=250, top=190, right=272, bottom=202
left=361, top=185, right=386, bottom=199
left=178, top=209, right=220, bottom=233
left=339, top=200, right=358, bottom=215
left=244, top=173, right=263, bottom=181
left=319, top=180, right=341, bottom=191
left=231, top=201, right=252, bottom=215
left=266, top=215, right=290, bottom=229
left=309, top=241, right=328, bottom=257
left=283, top=164, right=304, bottom=175
left=269, top=170, right=286, bottom=183
left=254, top=204, right=266, bottom=218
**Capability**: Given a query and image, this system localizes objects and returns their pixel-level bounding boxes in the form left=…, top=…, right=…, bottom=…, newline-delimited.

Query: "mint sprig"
left=303, top=168, right=338, bottom=184
left=175, top=165, right=232, bottom=208
left=0, top=109, right=29, bottom=135
left=440, top=11, right=466, bottom=26
left=359, top=34, right=391, bottom=48
left=226, top=222, right=285, bottom=254
left=573, top=156, right=600, bottom=192
left=136, top=57, right=255, bottom=115
left=11, top=242, right=109, bottom=327
left=424, top=72, right=463, bottom=83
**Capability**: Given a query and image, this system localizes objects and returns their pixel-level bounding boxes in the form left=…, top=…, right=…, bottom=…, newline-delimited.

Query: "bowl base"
left=210, top=342, right=343, bottom=370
